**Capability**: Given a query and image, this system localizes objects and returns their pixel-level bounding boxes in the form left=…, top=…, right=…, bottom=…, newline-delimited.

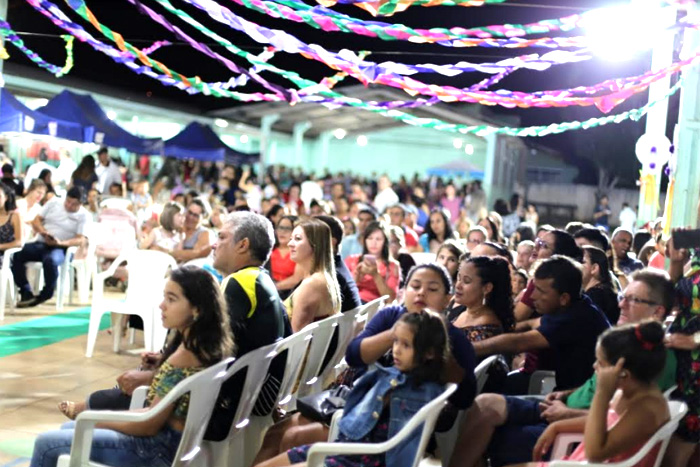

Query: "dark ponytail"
left=599, top=320, right=666, bottom=384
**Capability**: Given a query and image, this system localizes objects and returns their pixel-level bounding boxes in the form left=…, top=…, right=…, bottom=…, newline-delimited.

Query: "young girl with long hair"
left=31, top=267, right=235, bottom=467
left=511, top=321, right=669, bottom=467
left=256, top=309, right=450, bottom=467
left=286, top=218, right=342, bottom=332
left=420, top=209, right=456, bottom=253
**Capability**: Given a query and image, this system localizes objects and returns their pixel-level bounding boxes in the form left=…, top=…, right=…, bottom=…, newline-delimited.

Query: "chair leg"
left=112, top=314, right=124, bottom=353
left=0, top=276, right=7, bottom=321
left=85, top=309, right=104, bottom=358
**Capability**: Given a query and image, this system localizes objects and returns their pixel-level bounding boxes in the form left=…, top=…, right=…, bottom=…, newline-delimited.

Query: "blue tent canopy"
left=426, top=159, right=484, bottom=180
left=0, top=89, right=85, bottom=141
left=38, top=90, right=163, bottom=155
left=164, top=122, right=259, bottom=164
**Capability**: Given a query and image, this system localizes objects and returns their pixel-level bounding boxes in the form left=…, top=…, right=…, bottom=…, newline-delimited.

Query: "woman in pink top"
left=508, top=321, right=670, bottom=467
left=345, top=221, right=400, bottom=303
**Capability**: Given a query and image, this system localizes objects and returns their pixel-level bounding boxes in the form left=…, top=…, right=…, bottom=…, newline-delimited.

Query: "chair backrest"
left=474, top=355, right=499, bottom=394
left=528, top=370, right=556, bottom=396
left=217, top=342, right=278, bottom=440
left=94, top=208, right=138, bottom=259
left=125, top=250, right=177, bottom=305
left=549, top=400, right=688, bottom=467
left=296, top=315, right=345, bottom=398
left=266, top=324, right=317, bottom=411
left=99, top=197, right=133, bottom=211
left=410, top=252, right=435, bottom=265
left=312, top=383, right=457, bottom=467
left=358, top=295, right=388, bottom=325
left=163, top=358, right=234, bottom=467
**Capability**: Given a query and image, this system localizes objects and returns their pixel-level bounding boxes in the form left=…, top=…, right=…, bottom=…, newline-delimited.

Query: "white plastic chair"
left=85, top=249, right=177, bottom=358
left=99, top=197, right=133, bottom=211
left=357, top=295, right=388, bottom=326
left=528, top=370, right=557, bottom=395
left=549, top=400, right=687, bottom=467
left=433, top=355, right=501, bottom=467
left=56, top=357, right=234, bottom=467
left=308, top=383, right=457, bottom=467
left=27, top=245, right=78, bottom=311
left=203, top=342, right=279, bottom=467
left=0, top=247, right=21, bottom=320
left=244, top=325, right=317, bottom=465
left=411, top=252, right=436, bottom=265
left=68, top=223, right=102, bottom=305
left=296, top=313, right=348, bottom=399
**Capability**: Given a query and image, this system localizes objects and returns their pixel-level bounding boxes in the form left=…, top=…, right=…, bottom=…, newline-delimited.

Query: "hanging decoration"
left=22, top=0, right=687, bottom=137
left=635, top=133, right=673, bottom=227
left=0, top=43, right=8, bottom=60
left=0, top=17, right=75, bottom=77
left=224, top=0, right=588, bottom=48
left=316, top=0, right=506, bottom=17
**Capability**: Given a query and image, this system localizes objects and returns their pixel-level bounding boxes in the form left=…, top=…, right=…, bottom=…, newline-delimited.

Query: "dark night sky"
left=3, top=0, right=683, bottom=186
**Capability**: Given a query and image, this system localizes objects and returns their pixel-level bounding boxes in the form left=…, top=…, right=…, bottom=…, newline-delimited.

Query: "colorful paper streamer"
left=25, top=0, right=687, bottom=137
left=0, top=17, right=74, bottom=77
left=316, top=0, right=507, bottom=17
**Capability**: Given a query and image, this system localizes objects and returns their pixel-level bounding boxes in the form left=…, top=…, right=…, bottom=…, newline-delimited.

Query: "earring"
left=482, top=295, right=487, bottom=306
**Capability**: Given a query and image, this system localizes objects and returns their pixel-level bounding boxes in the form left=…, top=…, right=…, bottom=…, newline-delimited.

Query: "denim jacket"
left=337, top=365, right=444, bottom=467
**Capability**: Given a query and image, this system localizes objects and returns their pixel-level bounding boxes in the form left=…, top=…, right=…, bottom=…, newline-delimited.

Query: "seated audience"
left=255, top=310, right=450, bottom=467
left=38, top=169, right=56, bottom=204
left=611, top=227, right=644, bottom=276
left=466, top=225, right=488, bottom=252
left=508, top=321, right=670, bottom=467
left=340, top=207, right=377, bottom=260
left=420, top=208, right=456, bottom=253
left=138, top=201, right=184, bottom=253
left=14, top=187, right=90, bottom=308
left=286, top=218, right=341, bottom=331
left=450, top=256, right=515, bottom=343
left=1, top=163, right=23, bottom=197
left=268, top=215, right=302, bottom=300
left=476, top=268, right=675, bottom=467
left=436, top=239, right=465, bottom=287
left=0, top=182, right=21, bottom=265
left=16, top=179, right=47, bottom=242
left=387, top=225, right=415, bottom=288
left=171, top=199, right=212, bottom=263
left=345, top=221, right=400, bottom=303
left=32, top=266, right=234, bottom=467
left=314, top=215, right=361, bottom=312
left=582, top=245, right=620, bottom=324
left=70, top=155, right=98, bottom=203
left=515, top=240, right=535, bottom=271
left=512, top=268, right=528, bottom=300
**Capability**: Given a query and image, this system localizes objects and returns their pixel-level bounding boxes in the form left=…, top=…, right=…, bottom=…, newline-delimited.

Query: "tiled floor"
left=0, top=294, right=140, bottom=466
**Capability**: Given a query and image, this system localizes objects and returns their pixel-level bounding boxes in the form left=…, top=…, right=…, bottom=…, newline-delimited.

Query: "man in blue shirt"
left=340, top=207, right=377, bottom=260
left=611, top=227, right=644, bottom=275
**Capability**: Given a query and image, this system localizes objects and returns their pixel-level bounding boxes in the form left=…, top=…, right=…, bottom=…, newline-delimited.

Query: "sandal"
left=58, top=401, right=81, bottom=420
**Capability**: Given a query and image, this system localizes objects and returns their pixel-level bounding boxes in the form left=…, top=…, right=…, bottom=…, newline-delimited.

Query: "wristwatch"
left=693, top=332, right=700, bottom=346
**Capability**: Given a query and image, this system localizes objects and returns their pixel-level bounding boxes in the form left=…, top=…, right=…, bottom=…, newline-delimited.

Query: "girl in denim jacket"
left=257, top=310, right=449, bottom=467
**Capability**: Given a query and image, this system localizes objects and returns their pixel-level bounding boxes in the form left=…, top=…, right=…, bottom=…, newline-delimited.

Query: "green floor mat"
left=0, top=308, right=110, bottom=358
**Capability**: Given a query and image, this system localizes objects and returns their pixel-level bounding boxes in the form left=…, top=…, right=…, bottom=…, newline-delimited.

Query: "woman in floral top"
left=664, top=238, right=700, bottom=467
left=30, top=266, right=235, bottom=467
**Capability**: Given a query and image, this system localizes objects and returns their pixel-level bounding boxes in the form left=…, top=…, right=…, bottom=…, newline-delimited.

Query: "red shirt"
left=269, top=248, right=296, bottom=282
left=345, top=254, right=399, bottom=303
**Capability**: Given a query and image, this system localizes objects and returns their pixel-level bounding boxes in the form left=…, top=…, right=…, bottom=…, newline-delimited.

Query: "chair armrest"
left=1, top=247, right=21, bottom=272
left=327, top=410, right=344, bottom=442
left=550, top=432, right=584, bottom=460
left=129, top=386, right=149, bottom=410
left=94, top=252, right=129, bottom=282
left=307, top=440, right=389, bottom=467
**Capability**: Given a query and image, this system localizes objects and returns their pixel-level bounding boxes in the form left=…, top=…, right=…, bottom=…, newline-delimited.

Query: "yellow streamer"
left=0, top=44, right=8, bottom=60
left=663, top=177, right=675, bottom=236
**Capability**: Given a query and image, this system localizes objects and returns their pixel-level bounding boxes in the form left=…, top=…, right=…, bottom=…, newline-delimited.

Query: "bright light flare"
left=356, top=135, right=368, bottom=146
left=582, top=4, right=670, bottom=61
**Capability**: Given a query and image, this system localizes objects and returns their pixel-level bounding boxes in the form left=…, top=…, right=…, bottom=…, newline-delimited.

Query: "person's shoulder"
left=166, top=347, right=202, bottom=369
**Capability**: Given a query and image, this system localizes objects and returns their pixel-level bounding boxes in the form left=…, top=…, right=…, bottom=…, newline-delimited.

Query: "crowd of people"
left=2, top=150, right=698, bottom=467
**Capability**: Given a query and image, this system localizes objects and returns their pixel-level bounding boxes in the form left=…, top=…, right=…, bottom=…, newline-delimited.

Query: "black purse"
left=296, top=385, right=351, bottom=424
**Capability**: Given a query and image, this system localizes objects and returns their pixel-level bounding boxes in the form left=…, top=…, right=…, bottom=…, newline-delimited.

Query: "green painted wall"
left=266, top=126, right=487, bottom=178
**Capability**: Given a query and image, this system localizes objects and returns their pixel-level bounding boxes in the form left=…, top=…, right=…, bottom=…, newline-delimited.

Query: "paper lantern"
left=635, top=133, right=672, bottom=171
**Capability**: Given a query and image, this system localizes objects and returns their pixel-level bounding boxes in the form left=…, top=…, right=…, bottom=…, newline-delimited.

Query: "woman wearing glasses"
left=171, top=199, right=212, bottom=264
left=268, top=215, right=303, bottom=300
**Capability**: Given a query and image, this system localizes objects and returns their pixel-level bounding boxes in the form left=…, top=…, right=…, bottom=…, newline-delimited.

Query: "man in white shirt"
left=619, top=202, right=637, bottom=233
left=373, top=175, right=399, bottom=215
left=13, top=187, right=90, bottom=307
left=24, top=148, right=55, bottom=190
left=95, top=147, right=122, bottom=194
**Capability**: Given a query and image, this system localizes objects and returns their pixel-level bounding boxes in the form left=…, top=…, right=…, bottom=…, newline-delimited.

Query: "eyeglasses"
left=186, top=210, right=202, bottom=218
left=617, top=293, right=658, bottom=306
left=535, top=238, right=551, bottom=250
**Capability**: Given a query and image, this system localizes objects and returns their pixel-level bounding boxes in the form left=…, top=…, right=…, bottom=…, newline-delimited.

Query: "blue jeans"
left=487, top=397, right=549, bottom=467
left=11, top=242, right=67, bottom=301
left=29, top=421, right=181, bottom=467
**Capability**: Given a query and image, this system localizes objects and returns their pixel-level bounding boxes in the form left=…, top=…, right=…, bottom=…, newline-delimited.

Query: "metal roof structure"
left=209, top=84, right=520, bottom=138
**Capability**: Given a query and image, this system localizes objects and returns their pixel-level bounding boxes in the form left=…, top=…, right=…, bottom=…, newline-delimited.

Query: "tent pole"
left=0, top=0, right=6, bottom=111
